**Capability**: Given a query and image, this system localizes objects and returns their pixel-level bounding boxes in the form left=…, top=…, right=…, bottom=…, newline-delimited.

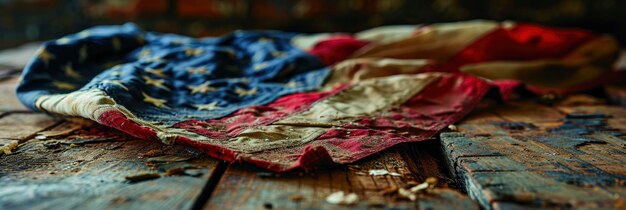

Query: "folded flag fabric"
left=17, top=20, right=619, bottom=171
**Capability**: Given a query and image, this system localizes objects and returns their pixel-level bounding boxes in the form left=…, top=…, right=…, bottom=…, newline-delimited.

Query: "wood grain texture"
left=0, top=76, right=28, bottom=114
left=204, top=143, right=478, bottom=210
left=0, top=113, right=58, bottom=141
left=0, top=76, right=59, bottom=155
left=442, top=97, right=626, bottom=210
left=0, top=124, right=219, bottom=210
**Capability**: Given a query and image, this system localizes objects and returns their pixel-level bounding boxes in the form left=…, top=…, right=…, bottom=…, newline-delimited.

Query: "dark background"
left=1, top=0, right=625, bottom=49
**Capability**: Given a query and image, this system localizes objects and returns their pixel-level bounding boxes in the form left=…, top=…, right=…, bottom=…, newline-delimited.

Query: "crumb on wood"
left=398, top=188, right=416, bottom=201
left=289, top=194, right=304, bottom=202
left=125, top=173, right=161, bottom=183
left=326, top=191, right=359, bottom=205
left=0, top=140, right=18, bottom=155
left=425, top=177, right=438, bottom=186
left=142, top=149, right=161, bottom=157
left=164, top=167, right=186, bottom=176
left=380, top=177, right=441, bottom=201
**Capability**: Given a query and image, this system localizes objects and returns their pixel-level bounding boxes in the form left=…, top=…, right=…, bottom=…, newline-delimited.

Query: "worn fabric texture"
left=17, top=20, right=620, bottom=171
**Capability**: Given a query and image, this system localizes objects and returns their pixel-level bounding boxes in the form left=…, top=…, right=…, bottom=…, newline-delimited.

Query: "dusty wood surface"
left=204, top=142, right=478, bottom=210
left=442, top=97, right=626, bottom=209
left=0, top=120, right=221, bottom=209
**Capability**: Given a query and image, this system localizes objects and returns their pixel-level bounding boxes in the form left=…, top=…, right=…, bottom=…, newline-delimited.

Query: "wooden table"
left=1, top=70, right=625, bottom=209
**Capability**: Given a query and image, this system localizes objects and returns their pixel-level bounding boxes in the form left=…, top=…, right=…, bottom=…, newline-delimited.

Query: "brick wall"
left=1, top=0, right=625, bottom=49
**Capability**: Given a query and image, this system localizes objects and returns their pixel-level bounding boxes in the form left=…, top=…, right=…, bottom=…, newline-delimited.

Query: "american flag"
left=17, top=20, right=619, bottom=171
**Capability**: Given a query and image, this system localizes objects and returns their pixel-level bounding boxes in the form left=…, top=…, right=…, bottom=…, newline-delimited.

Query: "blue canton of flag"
left=17, top=23, right=330, bottom=123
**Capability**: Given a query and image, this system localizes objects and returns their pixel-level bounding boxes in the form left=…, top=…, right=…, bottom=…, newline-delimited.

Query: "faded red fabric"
left=172, top=85, right=348, bottom=138
left=235, top=73, right=491, bottom=171
left=98, top=73, right=491, bottom=172
left=432, top=23, right=605, bottom=97
left=309, top=35, right=369, bottom=65
left=446, top=23, right=597, bottom=69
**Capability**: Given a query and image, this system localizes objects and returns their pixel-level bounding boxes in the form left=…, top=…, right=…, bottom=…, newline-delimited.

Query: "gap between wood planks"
left=190, top=160, right=229, bottom=210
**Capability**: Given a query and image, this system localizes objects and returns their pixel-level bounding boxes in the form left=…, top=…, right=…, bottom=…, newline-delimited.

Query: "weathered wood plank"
left=203, top=143, right=478, bottom=210
left=398, top=140, right=459, bottom=186
left=0, top=113, right=59, bottom=142
left=442, top=97, right=626, bottom=209
left=0, top=124, right=219, bottom=210
left=490, top=100, right=564, bottom=123
left=0, top=76, right=28, bottom=114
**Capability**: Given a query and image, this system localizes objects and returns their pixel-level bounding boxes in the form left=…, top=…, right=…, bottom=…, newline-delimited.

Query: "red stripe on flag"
left=444, top=23, right=597, bottom=72
left=238, top=73, right=492, bottom=171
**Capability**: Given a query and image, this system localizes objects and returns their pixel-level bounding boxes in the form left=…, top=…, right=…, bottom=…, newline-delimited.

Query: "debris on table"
left=164, top=167, right=186, bottom=176
left=183, top=168, right=205, bottom=177
left=411, top=177, right=437, bottom=193
left=124, top=172, right=161, bottom=183
left=141, top=149, right=161, bottom=157
left=354, top=171, right=367, bottom=176
left=289, top=194, right=304, bottom=202
left=326, top=191, right=359, bottom=205
left=538, top=93, right=559, bottom=104
left=349, top=166, right=405, bottom=177
left=0, top=140, right=18, bottom=155
left=382, top=177, right=439, bottom=201
left=368, top=169, right=402, bottom=176
left=410, top=182, right=429, bottom=193
left=398, top=188, right=417, bottom=201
